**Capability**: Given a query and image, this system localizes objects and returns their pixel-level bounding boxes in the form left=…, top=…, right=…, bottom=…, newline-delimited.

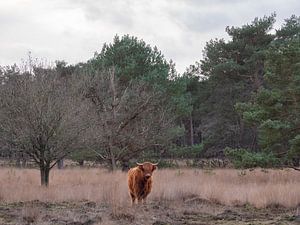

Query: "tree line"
left=0, top=14, right=299, bottom=186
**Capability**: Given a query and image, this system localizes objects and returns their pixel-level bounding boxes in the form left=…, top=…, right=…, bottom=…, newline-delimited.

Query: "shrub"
left=225, top=147, right=280, bottom=168
left=166, top=144, right=204, bottom=158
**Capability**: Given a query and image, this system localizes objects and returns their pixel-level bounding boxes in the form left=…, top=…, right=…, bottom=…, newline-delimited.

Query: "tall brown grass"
left=0, top=168, right=299, bottom=208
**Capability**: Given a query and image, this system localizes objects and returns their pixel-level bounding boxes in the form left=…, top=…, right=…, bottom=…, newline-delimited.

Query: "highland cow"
left=127, top=162, right=158, bottom=204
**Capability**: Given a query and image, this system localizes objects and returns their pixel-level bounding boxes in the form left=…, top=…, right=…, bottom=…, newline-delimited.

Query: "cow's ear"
left=152, top=165, right=157, bottom=171
left=138, top=165, right=144, bottom=170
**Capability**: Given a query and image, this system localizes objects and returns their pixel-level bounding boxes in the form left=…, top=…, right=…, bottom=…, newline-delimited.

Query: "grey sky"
left=0, top=0, right=299, bottom=73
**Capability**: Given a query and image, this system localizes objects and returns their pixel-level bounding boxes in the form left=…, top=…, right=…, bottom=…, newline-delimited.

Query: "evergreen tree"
left=186, top=15, right=276, bottom=155
left=236, top=16, right=300, bottom=165
left=88, top=34, right=169, bottom=86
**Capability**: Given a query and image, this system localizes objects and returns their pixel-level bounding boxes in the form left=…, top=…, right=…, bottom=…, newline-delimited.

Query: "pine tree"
left=236, top=15, right=300, bottom=165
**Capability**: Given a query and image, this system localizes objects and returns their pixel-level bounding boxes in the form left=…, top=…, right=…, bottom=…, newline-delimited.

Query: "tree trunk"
left=181, top=120, right=186, bottom=146
left=15, top=158, right=21, bottom=168
left=251, top=127, right=258, bottom=151
left=109, top=68, right=117, bottom=172
left=15, top=153, right=21, bottom=168
left=110, top=154, right=117, bottom=171
left=40, top=164, right=50, bottom=187
left=57, top=159, right=64, bottom=169
left=121, top=160, right=129, bottom=171
left=254, top=60, right=264, bottom=90
left=190, top=115, right=194, bottom=146
left=21, top=158, right=27, bottom=168
left=239, top=118, right=244, bottom=147
left=78, top=160, right=84, bottom=166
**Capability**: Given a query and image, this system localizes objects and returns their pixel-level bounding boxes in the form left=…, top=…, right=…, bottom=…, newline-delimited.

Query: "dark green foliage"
left=167, top=144, right=203, bottom=158
left=152, top=160, right=179, bottom=168
left=1, top=15, right=299, bottom=171
left=225, top=147, right=280, bottom=168
left=184, top=14, right=300, bottom=168
left=88, top=34, right=169, bottom=85
left=185, top=14, right=277, bottom=154
left=135, top=144, right=203, bottom=166
left=276, top=15, right=300, bottom=40
left=69, top=148, right=98, bottom=165
left=88, top=35, right=191, bottom=115
left=237, top=15, right=300, bottom=164
left=289, top=135, right=300, bottom=160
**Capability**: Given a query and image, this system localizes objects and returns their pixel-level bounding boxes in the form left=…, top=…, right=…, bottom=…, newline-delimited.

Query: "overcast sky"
left=0, top=0, right=299, bottom=73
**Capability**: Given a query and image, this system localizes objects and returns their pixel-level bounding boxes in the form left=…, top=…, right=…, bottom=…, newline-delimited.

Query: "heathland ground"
left=0, top=168, right=299, bottom=224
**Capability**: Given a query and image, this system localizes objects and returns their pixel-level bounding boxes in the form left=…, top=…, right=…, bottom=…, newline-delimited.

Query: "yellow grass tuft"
left=0, top=168, right=299, bottom=208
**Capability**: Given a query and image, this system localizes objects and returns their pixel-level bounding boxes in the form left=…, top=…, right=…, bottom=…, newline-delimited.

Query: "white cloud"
left=0, top=0, right=299, bottom=73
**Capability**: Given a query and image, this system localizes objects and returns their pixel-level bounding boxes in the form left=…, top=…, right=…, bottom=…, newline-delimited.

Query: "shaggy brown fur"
left=127, top=162, right=157, bottom=204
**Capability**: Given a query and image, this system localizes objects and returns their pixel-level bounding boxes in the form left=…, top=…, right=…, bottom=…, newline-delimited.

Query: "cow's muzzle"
left=145, top=174, right=151, bottom=179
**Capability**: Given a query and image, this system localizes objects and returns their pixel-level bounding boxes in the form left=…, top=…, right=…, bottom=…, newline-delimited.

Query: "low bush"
left=225, top=147, right=280, bottom=168
left=166, top=144, right=204, bottom=158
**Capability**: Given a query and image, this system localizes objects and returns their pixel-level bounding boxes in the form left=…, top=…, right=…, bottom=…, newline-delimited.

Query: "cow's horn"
left=136, top=162, right=143, bottom=166
left=152, top=162, right=159, bottom=166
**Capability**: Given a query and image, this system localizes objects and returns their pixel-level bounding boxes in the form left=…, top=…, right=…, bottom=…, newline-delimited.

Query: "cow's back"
left=127, top=167, right=135, bottom=192
left=128, top=167, right=140, bottom=194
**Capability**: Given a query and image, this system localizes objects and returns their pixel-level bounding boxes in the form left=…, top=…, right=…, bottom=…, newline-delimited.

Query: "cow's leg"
left=130, top=193, right=136, bottom=205
left=137, top=196, right=143, bottom=204
left=142, top=197, right=147, bottom=204
left=141, top=192, right=149, bottom=204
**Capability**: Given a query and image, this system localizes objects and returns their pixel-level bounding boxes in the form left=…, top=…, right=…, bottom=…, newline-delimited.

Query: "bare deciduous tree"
left=83, top=69, right=176, bottom=170
left=0, top=68, right=87, bottom=186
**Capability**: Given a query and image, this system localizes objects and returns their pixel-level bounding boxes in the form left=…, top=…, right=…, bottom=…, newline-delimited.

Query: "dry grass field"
left=0, top=167, right=299, bottom=224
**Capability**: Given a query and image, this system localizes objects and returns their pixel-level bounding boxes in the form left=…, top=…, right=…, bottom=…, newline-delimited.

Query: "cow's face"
left=137, top=162, right=157, bottom=180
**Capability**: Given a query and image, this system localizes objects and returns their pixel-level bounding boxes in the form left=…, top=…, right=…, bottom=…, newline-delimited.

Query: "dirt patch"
left=0, top=200, right=298, bottom=225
